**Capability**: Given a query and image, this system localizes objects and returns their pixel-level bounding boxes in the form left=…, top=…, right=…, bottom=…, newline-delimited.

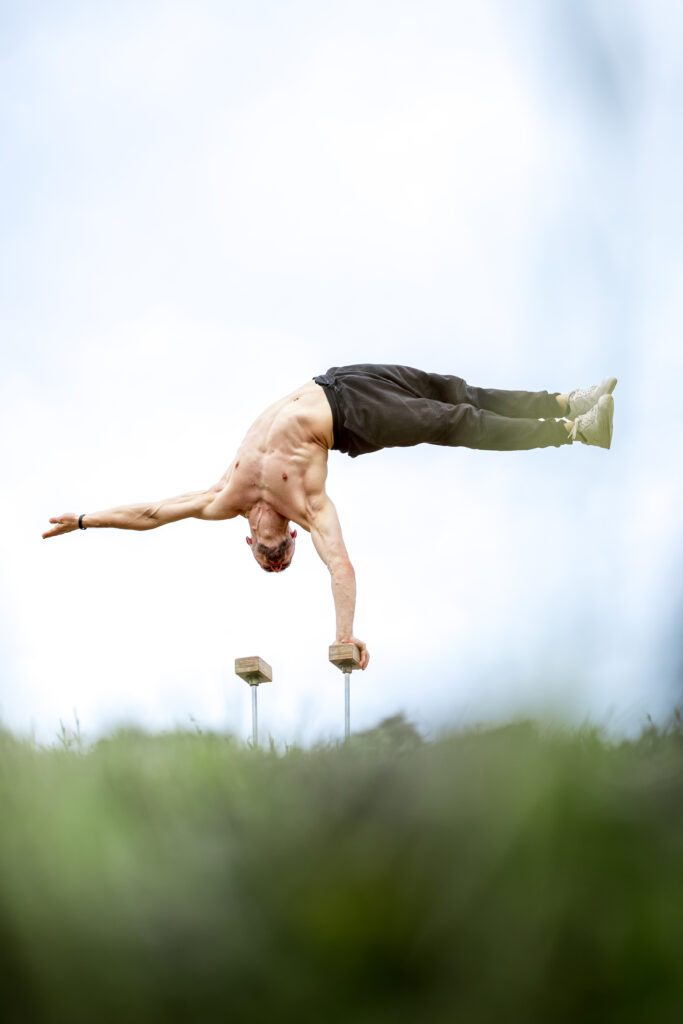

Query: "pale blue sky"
left=1, top=0, right=681, bottom=744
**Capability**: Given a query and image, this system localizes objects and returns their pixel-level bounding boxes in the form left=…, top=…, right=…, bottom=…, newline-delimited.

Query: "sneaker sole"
left=598, top=394, right=614, bottom=449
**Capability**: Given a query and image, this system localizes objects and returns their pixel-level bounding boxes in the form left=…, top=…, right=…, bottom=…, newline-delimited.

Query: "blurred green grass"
left=1, top=713, right=682, bottom=1023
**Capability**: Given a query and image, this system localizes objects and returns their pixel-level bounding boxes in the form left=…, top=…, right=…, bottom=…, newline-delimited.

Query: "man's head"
left=246, top=502, right=298, bottom=572
left=246, top=529, right=297, bottom=572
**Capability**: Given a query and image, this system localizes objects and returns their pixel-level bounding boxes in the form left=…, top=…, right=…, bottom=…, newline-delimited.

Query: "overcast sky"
left=1, top=0, right=682, bottom=745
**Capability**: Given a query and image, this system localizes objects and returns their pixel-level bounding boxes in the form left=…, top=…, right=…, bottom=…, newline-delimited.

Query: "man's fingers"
left=43, top=515, right=74, bottom=538
left=353, top=639, right=369, bottom=670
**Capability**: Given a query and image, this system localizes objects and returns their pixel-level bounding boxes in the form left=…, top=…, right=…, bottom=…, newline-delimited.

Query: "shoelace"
left=570, top=400, right=602, bottom=443
left=568, top=385, right=596, bottom=416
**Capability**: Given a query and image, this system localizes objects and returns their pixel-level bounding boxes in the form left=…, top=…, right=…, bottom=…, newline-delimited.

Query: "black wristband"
left=78, top=514, right=87, bottom=530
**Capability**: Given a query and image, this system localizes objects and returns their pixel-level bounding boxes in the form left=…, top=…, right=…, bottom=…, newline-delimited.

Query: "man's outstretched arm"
left=42, top=483, right=232, bottom=539
left=308, top=495, right=370, bottom=670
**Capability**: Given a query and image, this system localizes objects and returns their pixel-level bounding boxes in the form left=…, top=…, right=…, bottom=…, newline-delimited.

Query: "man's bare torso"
left=210, top=381, right=334, bottom=530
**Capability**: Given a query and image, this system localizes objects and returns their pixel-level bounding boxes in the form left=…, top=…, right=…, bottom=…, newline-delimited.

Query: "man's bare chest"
left=220, top=383, right=332, bottom=523
left=227, top=445, right=317, bottom=529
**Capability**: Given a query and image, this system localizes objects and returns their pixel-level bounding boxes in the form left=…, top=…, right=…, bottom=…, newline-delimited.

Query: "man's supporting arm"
left=309, top=496, right=370, bottom=669
left=42, top=484, right=231, bottom=539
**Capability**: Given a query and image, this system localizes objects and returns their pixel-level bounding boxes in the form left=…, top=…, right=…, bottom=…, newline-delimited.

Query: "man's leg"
left=414, top=370, right=617, bottom=422
left=433, top=401, right=572, bottom=450
left=364, top=396, right=569, bottom=451
left=404, top=368, right=566, bottom=421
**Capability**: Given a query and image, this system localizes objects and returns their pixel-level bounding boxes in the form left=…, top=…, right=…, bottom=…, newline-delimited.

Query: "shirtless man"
left=42, top=364, right=617, bottom=671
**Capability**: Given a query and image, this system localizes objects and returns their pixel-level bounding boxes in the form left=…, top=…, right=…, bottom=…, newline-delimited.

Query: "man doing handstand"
left=42, top=364, right=616, bottom=669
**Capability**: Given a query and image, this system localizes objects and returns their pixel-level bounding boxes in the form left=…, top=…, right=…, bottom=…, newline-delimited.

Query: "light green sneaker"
left=569, top=394, right=614, bottom=449
left=567, top=377, right=617, bottom=417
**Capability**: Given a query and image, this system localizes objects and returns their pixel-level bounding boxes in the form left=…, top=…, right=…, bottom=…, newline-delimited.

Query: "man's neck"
left=248, top=501, right=289, bottom=544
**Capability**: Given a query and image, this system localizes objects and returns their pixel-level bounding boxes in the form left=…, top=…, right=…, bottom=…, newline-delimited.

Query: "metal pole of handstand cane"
left=235, top=656, right=273, bottom=748
left=329, top=643, right=362, bottom=741
left=251, top=684, right=259, bottom=747
left=344, top=671, right=350, bottom=739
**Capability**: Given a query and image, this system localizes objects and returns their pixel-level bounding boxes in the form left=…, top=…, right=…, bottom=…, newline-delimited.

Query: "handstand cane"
left=328, top=643, right=362, bottom=741
left=235, top=656, right=272, bottom=748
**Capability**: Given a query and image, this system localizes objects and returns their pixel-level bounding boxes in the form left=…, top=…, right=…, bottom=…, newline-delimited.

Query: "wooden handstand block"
left=328, top=643, right=362, bottom=672
left=235, top=656, right=273, bottom=685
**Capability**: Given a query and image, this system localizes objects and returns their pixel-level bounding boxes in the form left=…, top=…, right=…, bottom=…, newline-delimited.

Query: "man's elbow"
left=329, top=558, right=354, bottom=579
left=137, top=506, right=160, bottom=530
left=198, top=487, right=229, bottom=521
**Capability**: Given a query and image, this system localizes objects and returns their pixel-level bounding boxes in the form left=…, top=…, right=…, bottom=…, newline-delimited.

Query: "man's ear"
left=246, top=537, right=253, bottom=546
left=290, top=529, right=297, bottom=540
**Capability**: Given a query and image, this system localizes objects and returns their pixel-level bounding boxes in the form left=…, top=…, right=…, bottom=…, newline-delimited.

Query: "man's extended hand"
left=339, top=635, right=370, bottom=670
left=42, top=514, right=79, bottom=539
